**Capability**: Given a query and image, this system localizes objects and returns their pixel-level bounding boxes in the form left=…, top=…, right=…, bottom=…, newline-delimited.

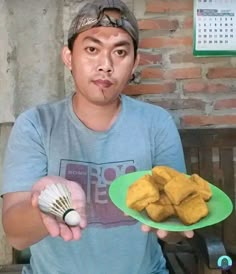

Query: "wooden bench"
left=181, top=128, right=236, bottom=255
left=163, top=128, right=236, bottom=274
left=1, top=128, right=235, bottom=274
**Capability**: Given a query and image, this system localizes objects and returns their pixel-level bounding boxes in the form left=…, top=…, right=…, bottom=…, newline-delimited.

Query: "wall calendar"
left=193, top=0, right=236, bottom=56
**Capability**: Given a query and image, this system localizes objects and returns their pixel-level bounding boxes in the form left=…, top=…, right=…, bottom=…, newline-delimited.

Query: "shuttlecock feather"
left=38, top=183, right=81, bottom=226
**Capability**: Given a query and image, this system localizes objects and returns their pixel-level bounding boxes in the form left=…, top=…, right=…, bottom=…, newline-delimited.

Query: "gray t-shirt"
left=2, top=94, right=186, bottom=274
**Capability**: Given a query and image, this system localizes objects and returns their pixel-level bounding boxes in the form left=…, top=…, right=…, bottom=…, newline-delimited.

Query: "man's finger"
left=141, top=224, right=152, bottom=232
left=42, top=215, right=60, bottom=237
left=31, top=192, right=40, bottom=207
left=156, top=229, right=168, bottom=239
left=182, top=230, right=194, bottom=238
left=59, top=223, right=73, bottom=241
left=71, top=226, right=82, bottom=240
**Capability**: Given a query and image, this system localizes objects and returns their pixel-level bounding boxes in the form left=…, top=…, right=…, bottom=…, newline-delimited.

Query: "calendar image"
left=193, top=0, right=236, bottom=56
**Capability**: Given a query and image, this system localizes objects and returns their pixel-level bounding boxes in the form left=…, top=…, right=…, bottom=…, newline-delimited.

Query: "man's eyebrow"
left=83, top=36, right=102, bottom=45
left=82, top=36, right=132, bottom=48
left=113, top=41, right=132, bottom=48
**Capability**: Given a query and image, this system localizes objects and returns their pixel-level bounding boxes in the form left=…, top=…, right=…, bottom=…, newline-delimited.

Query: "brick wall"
left=124, top=0, right=236, bottom=128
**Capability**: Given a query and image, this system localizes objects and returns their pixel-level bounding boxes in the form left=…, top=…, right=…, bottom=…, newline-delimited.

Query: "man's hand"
left=141, top=224, right=194, bottom=243
left=31, top=176, right=87, bottom=241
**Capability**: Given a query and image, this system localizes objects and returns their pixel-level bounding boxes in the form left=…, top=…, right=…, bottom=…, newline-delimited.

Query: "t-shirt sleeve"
left=152, top=112, right=186, bottom=173
left=1, top=110, right=47, bottom=195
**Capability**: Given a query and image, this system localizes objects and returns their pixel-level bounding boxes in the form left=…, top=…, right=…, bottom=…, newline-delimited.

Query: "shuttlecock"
left=38, top=183, right=81, bottom=226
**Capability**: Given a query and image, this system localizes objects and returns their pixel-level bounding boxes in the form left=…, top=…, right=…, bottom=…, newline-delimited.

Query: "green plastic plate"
left=109, top=170, right=233, bottom=231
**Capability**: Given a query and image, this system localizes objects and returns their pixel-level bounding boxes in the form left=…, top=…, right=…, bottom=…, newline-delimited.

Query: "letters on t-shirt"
left=59, top=159, right=137, bottom=227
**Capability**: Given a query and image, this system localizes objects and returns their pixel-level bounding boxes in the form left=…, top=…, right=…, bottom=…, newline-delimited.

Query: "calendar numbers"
left=195, top=0, right=236, bottom=51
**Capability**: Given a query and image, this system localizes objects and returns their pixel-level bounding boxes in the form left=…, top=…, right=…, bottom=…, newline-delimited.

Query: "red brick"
left=147, top=99, right=205, bottom=110
left=170, top=52, right=198, bottom=63
left=183, top=82, right=231, bottom=93
left=123, top=83, right=176, bottom=95
left=139, top=52, right=162, bottom=65
left=170, top=52, right=230, bottom=64
left=182, top=17, right=193, bottom=29
left=207, top=83, right=232, bottom=93
left=181, top=115, right=236, bottom=127
left=166, top=68, right=201, bottom=80
left=138, top=19, right=179, bottom=31
left=141, top=68, right=163, bottom=79
left=146, top=0, right=193, bottom=13
left=140, top=37, right=192, bottom=49
left=207, top=68, right=236, bottom=79
left=214, top=99, right=236, bottom=110
left=183, top=82, right=206, bottom=93
left=141, top=67, right=201, bottom=80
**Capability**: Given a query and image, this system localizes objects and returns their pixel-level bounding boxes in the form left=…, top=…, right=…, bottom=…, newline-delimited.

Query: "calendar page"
left=193, top=0, right=236, bottom=56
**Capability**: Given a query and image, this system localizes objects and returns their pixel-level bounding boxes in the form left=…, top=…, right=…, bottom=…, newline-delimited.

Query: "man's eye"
left=86, top=47, right=96, bottom=53
left=116, top=49, right=126, bottom=56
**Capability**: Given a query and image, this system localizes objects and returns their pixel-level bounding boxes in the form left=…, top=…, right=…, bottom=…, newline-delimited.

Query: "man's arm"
left=2, top=192, right=48, bottom=250
left=2, top=176, right=87, bottom=250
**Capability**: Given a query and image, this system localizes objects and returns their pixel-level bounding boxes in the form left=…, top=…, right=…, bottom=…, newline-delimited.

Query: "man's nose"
left=97, top=53, right=113, bottom=73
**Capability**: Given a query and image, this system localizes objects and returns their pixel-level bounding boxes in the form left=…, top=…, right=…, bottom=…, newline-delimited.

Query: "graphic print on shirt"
left=59, top=159, right=137, bottom=227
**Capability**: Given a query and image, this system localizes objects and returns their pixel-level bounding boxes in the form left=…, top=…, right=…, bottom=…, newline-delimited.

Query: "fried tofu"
left=126, top=166, right=211, bottom=226
left=146, top=202, right=175, bottom=222
left=189, top=174, right=212, bottom=201
left=174, top=194, right=209, bottom=225
left=126, top=174, right=160, bottom=211
left=152, top=166, right=180, bottom=190
left=164, top=173, right=197, bottom=205
left=158, top=192, right=172, bottom=205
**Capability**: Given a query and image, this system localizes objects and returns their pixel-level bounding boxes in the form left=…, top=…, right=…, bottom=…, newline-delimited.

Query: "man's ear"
left=61, top=46, right=72, bottom=70
left=131, top=53, right=140, bottom=75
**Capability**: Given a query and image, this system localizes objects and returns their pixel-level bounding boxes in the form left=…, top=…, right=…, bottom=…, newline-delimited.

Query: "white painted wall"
left=0, top=0, right=136, bottom=264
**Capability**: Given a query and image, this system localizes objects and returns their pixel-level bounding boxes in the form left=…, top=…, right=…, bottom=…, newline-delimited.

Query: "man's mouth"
left=93, top=79, right=113, bottom=89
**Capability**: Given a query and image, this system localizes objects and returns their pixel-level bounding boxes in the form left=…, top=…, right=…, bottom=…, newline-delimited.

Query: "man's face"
left=63, top=26, right=139, bottom=105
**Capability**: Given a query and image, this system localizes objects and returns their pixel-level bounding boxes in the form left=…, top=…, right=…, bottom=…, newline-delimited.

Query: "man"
left=1, top=0, right=193, bottom=273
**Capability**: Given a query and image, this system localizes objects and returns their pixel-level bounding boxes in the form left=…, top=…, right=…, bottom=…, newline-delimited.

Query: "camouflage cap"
left=68, top=0, right=139, bottom=49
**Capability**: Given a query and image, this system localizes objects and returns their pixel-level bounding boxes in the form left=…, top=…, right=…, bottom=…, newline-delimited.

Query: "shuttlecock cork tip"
left=63, top=209, right=81, bottom=226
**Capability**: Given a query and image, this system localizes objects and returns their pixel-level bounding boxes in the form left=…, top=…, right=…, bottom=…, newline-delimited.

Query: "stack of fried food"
left=126, top=166, right=212, bottom=225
